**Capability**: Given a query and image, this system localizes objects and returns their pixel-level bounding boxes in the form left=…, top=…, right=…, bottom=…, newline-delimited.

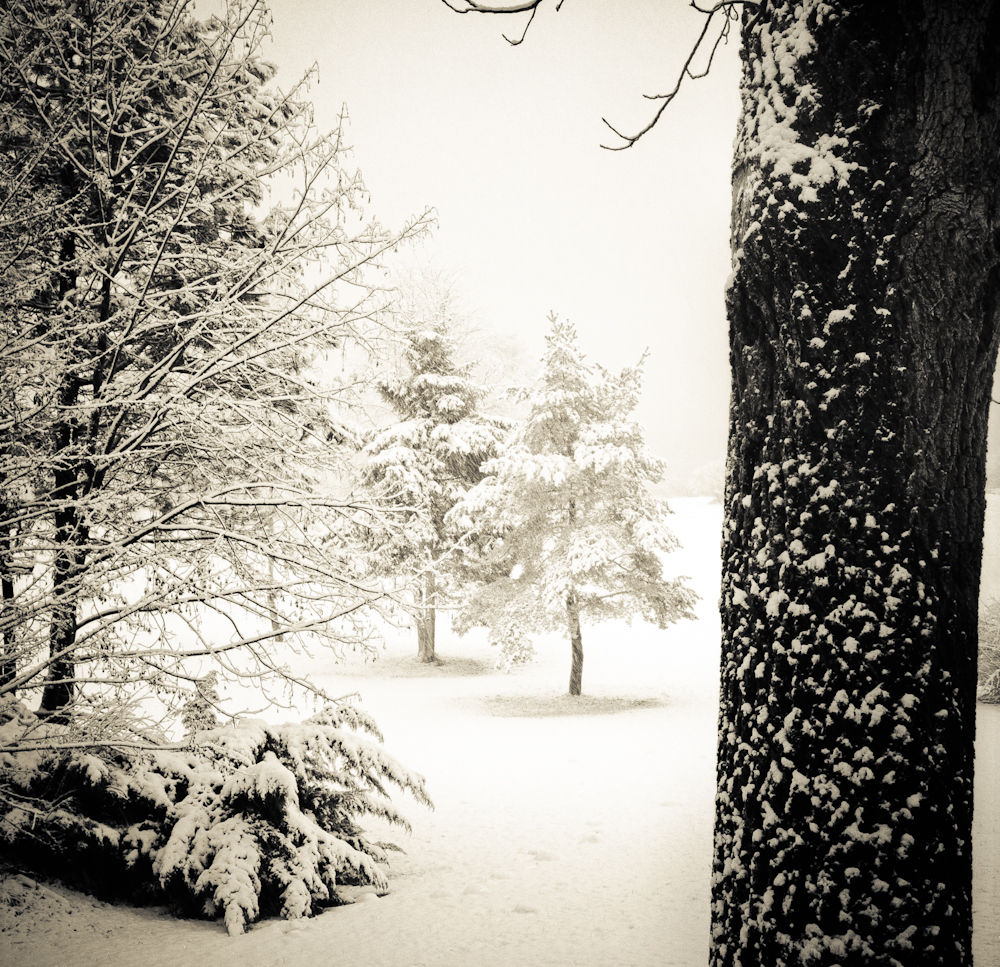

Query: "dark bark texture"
left=714, top=3, right=1000, bottom=965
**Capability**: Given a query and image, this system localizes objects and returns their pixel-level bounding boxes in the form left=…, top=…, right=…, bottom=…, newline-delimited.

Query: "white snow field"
left=2, top=498, right=998, bottom=966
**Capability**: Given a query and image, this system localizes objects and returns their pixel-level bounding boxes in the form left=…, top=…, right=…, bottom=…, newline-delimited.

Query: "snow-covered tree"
left=360, top=302, right=506, bottom=662
left=449, top=314, right=696, bottom=694
left=0, top=0, right=429, bottom=735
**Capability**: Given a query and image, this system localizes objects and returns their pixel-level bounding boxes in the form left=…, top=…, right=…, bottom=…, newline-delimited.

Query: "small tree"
left=450, top=314, right=696, bottom=694
left=0, top=697, right=431, bottom=935
left=359, top=301, right=507, bottom=662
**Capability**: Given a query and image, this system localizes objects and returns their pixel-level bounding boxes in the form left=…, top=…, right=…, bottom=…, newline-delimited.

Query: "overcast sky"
left=258, top=0, right=742, bottom=482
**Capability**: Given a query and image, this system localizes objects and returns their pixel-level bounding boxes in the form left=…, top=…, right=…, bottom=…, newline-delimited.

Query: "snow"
left=2, top=498, right=999, bottom=965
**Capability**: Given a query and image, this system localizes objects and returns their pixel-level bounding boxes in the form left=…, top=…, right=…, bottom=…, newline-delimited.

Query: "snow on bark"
left=715, top=3, right=1000, bottom=965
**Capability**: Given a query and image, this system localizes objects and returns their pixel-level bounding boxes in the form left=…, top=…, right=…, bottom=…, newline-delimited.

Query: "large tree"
left=0, top=0, right=428, bottom=734
left=445, top=1, right=999, bottom=963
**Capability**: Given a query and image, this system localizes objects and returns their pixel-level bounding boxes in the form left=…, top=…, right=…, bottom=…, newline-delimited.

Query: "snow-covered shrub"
left=0, top=700, right=430, bottom=934
left=452, top=579, right=535, bottom=670
left=979, top=596, right=1000, bottom=702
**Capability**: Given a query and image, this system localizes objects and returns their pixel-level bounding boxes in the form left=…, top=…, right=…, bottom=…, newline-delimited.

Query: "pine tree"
left=450, top=313, right=696, bottom=694
left=360, top=309, right=506, bottom=662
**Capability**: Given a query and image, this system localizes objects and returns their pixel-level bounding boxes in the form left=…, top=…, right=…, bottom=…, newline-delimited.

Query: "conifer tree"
left=450, top=313, right=696, bottom=694
left=360, top=308, right=506, bottom=662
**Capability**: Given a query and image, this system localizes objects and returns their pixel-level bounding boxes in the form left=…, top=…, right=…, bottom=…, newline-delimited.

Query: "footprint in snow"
left=526, top=849, right=556, bottom=862
left=579, top=832, right=600, bottom=844
left=513, top=904, right=538, bottom=915
left=463, top=884, right=488, bottom=895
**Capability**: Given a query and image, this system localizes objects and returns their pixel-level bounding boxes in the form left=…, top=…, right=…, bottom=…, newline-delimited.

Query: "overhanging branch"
left=441, top=0, right=564, bottom=46
left=444, top=0, right=763, bottom=147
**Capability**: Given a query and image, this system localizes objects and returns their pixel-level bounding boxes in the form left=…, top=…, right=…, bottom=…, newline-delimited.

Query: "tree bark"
left=1, top=519, right=16, bottom=687
left=416, top=570, right=437, bottom=662
left=713, top=4, right=1000, bottom=966
left=39, top=225, right=85, bottom=719
left=567, top=590, right=583, bottom=696
left=39, top=432, right=87, bottom=718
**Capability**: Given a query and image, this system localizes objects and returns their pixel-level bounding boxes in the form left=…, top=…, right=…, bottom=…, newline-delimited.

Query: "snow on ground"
left=2, top=498, right=999, bottom=966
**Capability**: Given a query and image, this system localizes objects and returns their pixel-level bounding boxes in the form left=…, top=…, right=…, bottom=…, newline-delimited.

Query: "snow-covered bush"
left=0, top=700, right=430, bottom=934
left=979, top=596, right=1000, bottom=702
left=451, top=578, right=535, bottom=669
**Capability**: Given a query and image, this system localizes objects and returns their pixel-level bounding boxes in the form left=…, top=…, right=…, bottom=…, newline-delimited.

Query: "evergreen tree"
left=360, top=309, right=506, bottom=662
left=450, top=314, right=696, bottom=694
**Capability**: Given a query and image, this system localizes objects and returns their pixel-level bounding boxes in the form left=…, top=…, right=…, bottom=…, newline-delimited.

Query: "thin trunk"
left=567, top=590, right=583, bottom=696
left=1, top=519, right=16, bottom=687
left=266, top=528, right=284, bottom=644
left=713, top=4, right=1000, bottom=965
left=566, top=495, right=583, bottom=695
left=416, top=570, right=437, bottom=662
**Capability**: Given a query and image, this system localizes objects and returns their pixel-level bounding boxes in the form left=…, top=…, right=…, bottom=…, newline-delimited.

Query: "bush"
left=980, top=596, right=1000, bottom=703
left=0, top=700, right=431, bottom=934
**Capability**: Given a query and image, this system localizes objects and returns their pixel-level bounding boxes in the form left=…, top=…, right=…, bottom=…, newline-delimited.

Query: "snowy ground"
left=2, top=498, right=998, bottom=966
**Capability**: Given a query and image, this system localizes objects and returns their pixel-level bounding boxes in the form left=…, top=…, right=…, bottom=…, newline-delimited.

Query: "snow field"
left=1, top=498, right=998, bottom=966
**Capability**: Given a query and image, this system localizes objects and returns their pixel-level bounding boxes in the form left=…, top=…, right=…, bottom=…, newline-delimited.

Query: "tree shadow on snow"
left=474, top=693, right=669, bottom=718
left=338, top=653, right=497, bottom=679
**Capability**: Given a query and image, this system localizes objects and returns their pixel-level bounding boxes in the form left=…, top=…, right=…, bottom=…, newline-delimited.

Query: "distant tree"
left=979, top=598, right=1000, bottom=703
left=0, top=0, right=429, bottom=738
left=449, top=314, right=695, bottom=694
left=359, top=301, right=506, bottom=662
left=180, top=671, right=221, bottom=736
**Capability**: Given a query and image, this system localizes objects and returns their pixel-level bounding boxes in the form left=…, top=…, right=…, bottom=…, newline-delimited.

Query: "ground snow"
left=2, top=499, right=998, bottom=966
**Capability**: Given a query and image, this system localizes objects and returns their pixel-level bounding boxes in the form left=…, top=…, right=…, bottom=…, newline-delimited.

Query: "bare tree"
left=0, top=0, right=430, bottom=742
left=444, top=2, right=999, bottom=963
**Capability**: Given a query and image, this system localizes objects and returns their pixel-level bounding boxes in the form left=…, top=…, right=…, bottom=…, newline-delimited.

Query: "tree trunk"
left=416, top=570, right=437, bottom=662
left=713, top=4, right=1000, bottom=966
left=39, top=464, right=86, bottom=718
left=40, top=355, right=88, bottom=718
left=1, top=519, right=16, bottom=688
left=567, top=590, right=583, bottom=696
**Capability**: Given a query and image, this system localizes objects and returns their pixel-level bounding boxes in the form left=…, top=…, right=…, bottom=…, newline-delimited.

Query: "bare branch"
left=440, top=0, right=563, bottom=45
left=601, top=4, right=741, bottom=150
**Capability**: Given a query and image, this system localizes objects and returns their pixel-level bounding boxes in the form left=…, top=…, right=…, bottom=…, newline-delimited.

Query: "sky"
left=258, top=0, right=743, bottom=484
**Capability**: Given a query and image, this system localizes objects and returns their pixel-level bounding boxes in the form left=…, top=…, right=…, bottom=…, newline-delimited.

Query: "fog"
left=258, top=0, right=742, bottom=485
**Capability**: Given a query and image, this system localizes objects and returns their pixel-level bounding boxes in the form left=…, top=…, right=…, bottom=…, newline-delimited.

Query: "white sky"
left=261, top=0, right=742, bottom=481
